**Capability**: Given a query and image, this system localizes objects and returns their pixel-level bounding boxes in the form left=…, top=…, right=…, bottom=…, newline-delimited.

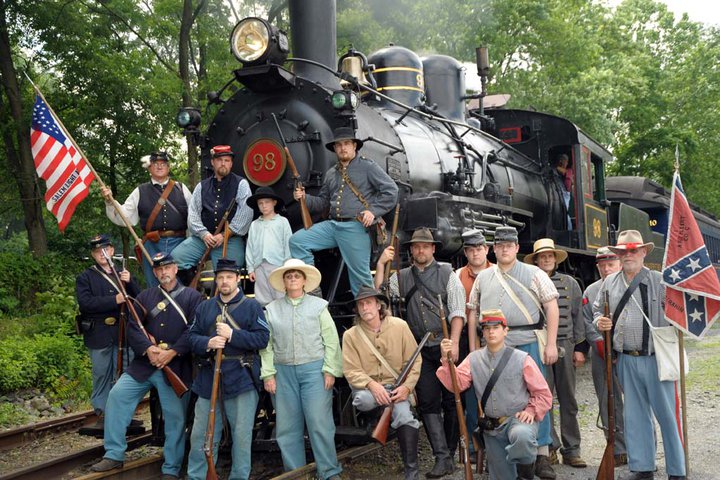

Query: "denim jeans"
left=515, top=342, right=551, bottom=447
left=352, top=388, right=420, bottom=429
left=187, top=389, right=259, bottom=480
left=141, top=237, right=185, bottom=287
left=172, top=235, right=245, bottom=270
left=289, top=220, right=372, bottom=295
left=274, top=360, right=342, bottom=479
left=484, top=416, right=538, bottom=480
left=103, top=370, right=189, bottom=476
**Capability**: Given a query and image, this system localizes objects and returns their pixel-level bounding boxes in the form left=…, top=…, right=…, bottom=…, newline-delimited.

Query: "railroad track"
left=0, top=398, right=149, bottom=452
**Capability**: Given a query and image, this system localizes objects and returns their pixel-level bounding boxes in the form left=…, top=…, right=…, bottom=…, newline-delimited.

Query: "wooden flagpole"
left=678, top=328, right=689, bottom=475
left=27, top=77, right=153, bottom=265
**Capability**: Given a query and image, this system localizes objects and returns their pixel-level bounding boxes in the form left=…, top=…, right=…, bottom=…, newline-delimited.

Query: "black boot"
left=535, top=454, right=557, bottom=479
left=517, top=463, right=535, bottom=480
left=177, top=267, right=197, bottom=287
left=423, top=414, right=454, bottom=478
left=620, top=472, right=654, bottom=480
left=443, top=409, right=459, bottom=460
left=397, top=425, right=420, bottom=480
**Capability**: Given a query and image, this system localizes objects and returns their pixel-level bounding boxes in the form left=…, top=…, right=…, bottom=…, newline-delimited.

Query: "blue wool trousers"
left=617, top=354, right=685, bottom=476
left=103, top=370, right=189, bottom=476
left=172, top=236, right=245, bottom=270
left=289, top=220, right=372, bottom=295
left=274, top=360, right=342, bottom=480
left=515, top=342, right=552, bottom=447
left=89, top=345, right=133, bottom=414
left=484, top=417, right=538, bottom=480
left=187, top=389, right=259, bottom=480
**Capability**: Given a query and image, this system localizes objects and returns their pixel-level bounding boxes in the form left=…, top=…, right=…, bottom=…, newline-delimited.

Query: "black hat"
left=325, top=127, right=363, bottom=152
left=354, top=285, right=390, bottom=306
left=493, top=226, right=518, bottom=244
left=211, top=145, right=235, bottom=159
left=462, top=229, right=488, bottom=247
left=246, top=186, right=285, bottom=211
left=150, top=151, right=169, bottom=162
left=152, top=252, right=176, bottom=268
left=403, top=227, right=443, bottom=249
left=215, top=258, right=240, bottom=274
left=89, top=234, right=112, bottom=250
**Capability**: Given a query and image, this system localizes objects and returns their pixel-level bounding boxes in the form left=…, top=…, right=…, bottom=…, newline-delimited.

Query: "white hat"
left=268, top=259, right=322, bottom=293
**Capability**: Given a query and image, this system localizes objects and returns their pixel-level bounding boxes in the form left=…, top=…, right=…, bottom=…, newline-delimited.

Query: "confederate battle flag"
left=662, top=171, right=720, bottom=339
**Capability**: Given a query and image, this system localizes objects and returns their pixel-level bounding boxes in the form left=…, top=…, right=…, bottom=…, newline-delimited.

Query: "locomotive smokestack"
left=289, top=0, right=340, bottom=89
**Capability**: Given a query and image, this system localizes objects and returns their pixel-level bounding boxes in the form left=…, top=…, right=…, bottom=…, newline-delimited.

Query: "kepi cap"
left=152, top=252, right=176, bottom=268
left=595, top=246, right=619, bottom=263
left=462, top=229, right=488, bottom=247
left=89, top=234, right=112, bottom=250
left=211, top=145, right=235, bottom=159
left=479, top=309, right=507, bottom=327
left=215, top=258, right=240, bottom=274
left=493, top=226, right=518, bottom=244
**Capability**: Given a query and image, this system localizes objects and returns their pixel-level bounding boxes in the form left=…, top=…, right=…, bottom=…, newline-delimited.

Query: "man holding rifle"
left=291, top=127, right=398, bottom=295
left=173, top=145, right=254, bottom=283
left=186, top=258, right=269, bottom=480
left=436, top=310, right=552, bottom=480
left=374, top=227, right=466, bottom=478
left=342, top=286, right=422, bottom=480
left=90, top=252, right=203, bottom=478
left=593, top=230, right=686, bottom=480
left=100, top=151, right=192, bottom=287
left=76, top=234, right=141, bottom=428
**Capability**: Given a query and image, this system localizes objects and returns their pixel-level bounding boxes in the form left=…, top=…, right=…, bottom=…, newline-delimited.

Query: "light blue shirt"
left=245, top=214, right=292, bottom=272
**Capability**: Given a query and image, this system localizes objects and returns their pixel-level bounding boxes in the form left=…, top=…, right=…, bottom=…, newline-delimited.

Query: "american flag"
left=31, top=94, right=94, bottom=231
left=662, top=171, right=720, bottom=339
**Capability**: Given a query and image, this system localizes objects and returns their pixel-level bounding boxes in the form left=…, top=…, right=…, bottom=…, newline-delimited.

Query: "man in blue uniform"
left=90, top=252, right=203, bottom=478
left=187, top=258, right=270, bottom=480
left=76, top=234, right=141, bottom=425
left=173, top=145, right=254, bottom=281
left=101, top=151, right=192, bottom=287
left=291, top=127, right=398, bottom=295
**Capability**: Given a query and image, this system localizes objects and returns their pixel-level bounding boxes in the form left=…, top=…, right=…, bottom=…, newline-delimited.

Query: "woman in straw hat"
left=259, top=259, right=343, bottom=480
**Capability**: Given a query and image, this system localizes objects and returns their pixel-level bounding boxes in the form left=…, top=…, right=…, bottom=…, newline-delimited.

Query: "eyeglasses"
left=284, top=272, right=305, bottom=280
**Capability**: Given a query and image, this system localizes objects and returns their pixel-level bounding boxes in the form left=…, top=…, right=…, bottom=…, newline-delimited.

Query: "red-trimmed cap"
left=479, top=309, right=507, bottom=327
left=211, top=145, right=234, bottom=159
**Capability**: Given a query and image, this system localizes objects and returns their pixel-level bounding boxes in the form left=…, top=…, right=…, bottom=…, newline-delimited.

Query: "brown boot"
left=535, top=455, right=556, bottom=479
left=516, top=463, right=535, bottom=480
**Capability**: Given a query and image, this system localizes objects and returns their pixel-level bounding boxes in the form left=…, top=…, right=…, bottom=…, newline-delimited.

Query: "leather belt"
left=143, top=229, right=186, bottom=241
left=332, top=217, right=357, bottom=222
left=484, top=415, right=509, bottom=429
left=622, top=349, right=654, bottom=357
left=508, top=323, right=543, bottom=331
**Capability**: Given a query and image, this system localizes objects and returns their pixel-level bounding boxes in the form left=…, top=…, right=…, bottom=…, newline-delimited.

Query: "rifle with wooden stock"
left=272, top=113, right=312, bottom=229
left=100, top=249, right=188, bottom=398
left=204, top=223, right=232, bottom=480
left=371, top=331, right=432, bottom=445
left=190, top=197, right=237, bottom=290
left=382, top=204, right=401, bottom=315
left=596, top=291, right=615, bottom=480
left=438, top=294, right=473, bottom=480
left=116, top=257, right=127, bottom=381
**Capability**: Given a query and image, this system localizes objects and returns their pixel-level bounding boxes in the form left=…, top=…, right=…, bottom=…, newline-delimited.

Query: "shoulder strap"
left=91, top=265, right=122, bottom=293
left=337, top=165, right=371, bottom=210
left=151, top=285, right=188, bottom=325
left=493, top=266, right=542, bottom=325
left=357, top=328, right=400, bottom=381
left=214, top=296, right=247, bottom=330
left=612, top=269, right=648, bottom=326
left=480, top=347, right=514, bottom=411
left=144, top=179, right=176, bottom=232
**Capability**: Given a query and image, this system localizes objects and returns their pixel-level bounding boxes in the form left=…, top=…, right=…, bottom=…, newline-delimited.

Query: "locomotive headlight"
left=176, top=107, right=201, bottom=132
left=231, top=17, right=289, bottom=66
left=331, top=90, right=359, bottom=111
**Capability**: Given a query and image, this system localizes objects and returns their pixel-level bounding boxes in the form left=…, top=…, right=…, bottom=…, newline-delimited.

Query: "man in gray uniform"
left=375, top=227, right=466, bottom=478
left=581, top=246, right=627, bottom=465
left=291, top=127, right=398, bottom=295
left=467, top=226, right=559, bottom=480
left=524, top=238, right=586, bottom=468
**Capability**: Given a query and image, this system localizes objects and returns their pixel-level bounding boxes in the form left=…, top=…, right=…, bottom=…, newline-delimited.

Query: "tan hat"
left=403, top=227, right=443, bottom=248
left=609, top=230, right=654, bottom=254
left=269, top=259, right=322, bottom=293
left=523, top=238, right=568, bottom=265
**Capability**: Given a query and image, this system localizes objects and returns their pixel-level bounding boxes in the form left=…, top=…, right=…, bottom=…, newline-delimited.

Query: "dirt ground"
left=342, top=330, right=720, bottom=480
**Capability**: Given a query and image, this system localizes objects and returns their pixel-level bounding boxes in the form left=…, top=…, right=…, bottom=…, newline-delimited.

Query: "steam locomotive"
left=175, top=0, right=685, bottom=447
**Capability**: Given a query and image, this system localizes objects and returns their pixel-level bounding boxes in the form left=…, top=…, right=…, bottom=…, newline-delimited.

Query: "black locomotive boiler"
left=175, top=0, right=664, bottom=448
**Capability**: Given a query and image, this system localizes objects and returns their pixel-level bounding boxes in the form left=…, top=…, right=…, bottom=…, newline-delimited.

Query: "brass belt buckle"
left=104, top=317, right=117, bottom=326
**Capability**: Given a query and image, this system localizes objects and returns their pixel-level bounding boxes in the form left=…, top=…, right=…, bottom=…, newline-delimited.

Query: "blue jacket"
left=76, top=264, right=141, bottom=349
left=188, top=290, right=269, bottom=399
left=126, top=282, right=204, bottom=386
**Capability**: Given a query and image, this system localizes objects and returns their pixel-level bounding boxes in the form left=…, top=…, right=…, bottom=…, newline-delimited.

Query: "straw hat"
left=268, top=259, right=322, bottom=293
left=523, top=238, right=568, bottom=265
left=609, top=230, right=654, bottom=254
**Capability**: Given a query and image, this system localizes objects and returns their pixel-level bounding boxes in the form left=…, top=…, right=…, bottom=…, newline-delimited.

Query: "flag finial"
left=674, top=143, right=680, bottom=172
